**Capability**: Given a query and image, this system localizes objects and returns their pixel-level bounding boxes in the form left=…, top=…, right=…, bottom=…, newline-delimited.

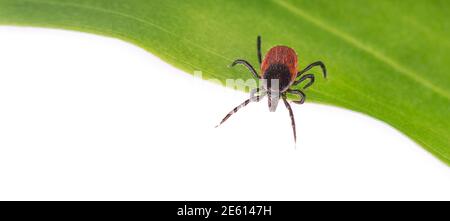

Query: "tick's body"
left=216, top=36, right=327, bottom=143
left=261, top=46, right=298, bottom=83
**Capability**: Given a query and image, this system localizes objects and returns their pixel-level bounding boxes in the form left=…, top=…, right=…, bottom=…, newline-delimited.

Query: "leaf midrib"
left=272, top=0, right=450, bottom=100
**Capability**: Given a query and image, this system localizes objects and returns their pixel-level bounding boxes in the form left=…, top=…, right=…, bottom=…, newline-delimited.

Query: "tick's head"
left=266, top=90, right=280, bottom=112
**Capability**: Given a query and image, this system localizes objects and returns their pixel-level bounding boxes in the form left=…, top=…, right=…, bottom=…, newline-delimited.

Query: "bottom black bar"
left=0, top=201, right=448, bottom=219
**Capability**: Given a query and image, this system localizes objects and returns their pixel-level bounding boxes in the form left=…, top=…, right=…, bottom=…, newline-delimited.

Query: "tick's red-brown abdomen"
left=261, top=46, right=298, bottom=81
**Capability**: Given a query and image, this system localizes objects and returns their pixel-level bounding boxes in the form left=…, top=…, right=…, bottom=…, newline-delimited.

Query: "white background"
left=0, top=26, right=449, bottom=200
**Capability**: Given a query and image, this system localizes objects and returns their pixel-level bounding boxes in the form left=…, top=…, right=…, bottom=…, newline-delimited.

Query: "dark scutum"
left=263, top=63, right=291, bottom=92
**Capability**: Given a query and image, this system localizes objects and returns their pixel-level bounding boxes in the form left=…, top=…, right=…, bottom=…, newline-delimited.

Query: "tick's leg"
left=231, top=59, right=259, bottom=79
left=250, top=87, right=265, bottom=102
left=286, top=89, right=306, bottom=104
left=257, top=35, right=262, bottom=66
left=293, top=74, right=315, bottom=89
left=295, top=61, right=327, bottom=79
left=282, top=95, right=297, bottom=143
left=215, top=88, right=265, bottom=128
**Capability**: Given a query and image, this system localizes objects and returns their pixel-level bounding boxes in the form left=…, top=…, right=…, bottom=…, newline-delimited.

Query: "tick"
left=215, top=36, right=327, bottom=143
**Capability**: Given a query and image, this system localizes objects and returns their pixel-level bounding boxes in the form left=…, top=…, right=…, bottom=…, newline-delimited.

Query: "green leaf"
left=1, top=0, right=449, bottom=164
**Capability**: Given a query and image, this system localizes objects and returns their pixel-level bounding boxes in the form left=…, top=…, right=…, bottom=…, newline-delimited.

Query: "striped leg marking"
left=215, top=89, right=265, bottom=128
left=282, top=96, right=297, bottom=143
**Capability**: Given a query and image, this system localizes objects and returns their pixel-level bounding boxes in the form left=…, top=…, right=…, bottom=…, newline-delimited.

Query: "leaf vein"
left=273, top=0, right=450, bottom=100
